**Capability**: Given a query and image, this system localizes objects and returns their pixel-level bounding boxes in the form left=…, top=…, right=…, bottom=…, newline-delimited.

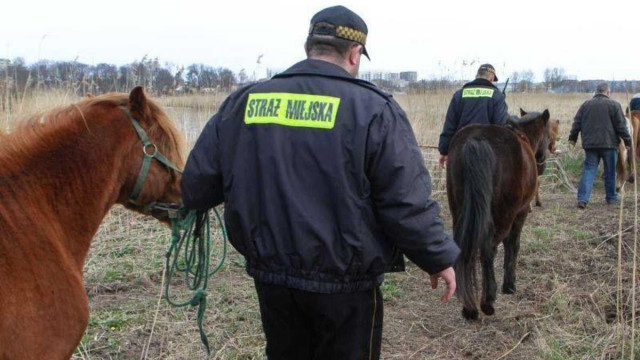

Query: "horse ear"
left=129, top=86, right=151, bottom=120
left=85, top=93, right=94, bottom=99
left=520, top=108, right=527, bottom=117
left=542, top=109, right=550, bottom=124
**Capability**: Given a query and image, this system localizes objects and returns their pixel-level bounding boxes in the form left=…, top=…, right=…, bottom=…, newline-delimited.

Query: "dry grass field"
left=2, top=89, right=639, bottom=359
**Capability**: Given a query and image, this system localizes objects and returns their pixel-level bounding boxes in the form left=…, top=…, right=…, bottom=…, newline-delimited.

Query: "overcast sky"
left=2, top=0, right=638, bottom=82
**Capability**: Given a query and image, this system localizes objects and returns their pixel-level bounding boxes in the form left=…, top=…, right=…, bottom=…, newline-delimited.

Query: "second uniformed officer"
left=181, top=5, right=460, bottom=359
left=438, top=64, right=510, bottom=166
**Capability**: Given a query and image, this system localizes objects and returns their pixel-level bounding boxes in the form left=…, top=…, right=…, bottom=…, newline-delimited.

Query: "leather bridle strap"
left=121, top=107, right=183, bottom=206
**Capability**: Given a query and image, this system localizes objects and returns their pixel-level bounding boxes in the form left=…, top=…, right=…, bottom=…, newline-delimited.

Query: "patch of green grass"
left=88, top=309, right=139, bottom=332
left=381, top=274, right=407, bottom=301
left=109, top=246, right=136, bottom=257
left=525, top=227, right=554, bottom=253
left=102, top=262, right=134, bottom=282
left=573, top=229, right=592, bottom=241
left=559, top=152, right=585, bottom=179
left=542, top=337, right=596, bottom=360
left=541, top=288, right=571, bottom=316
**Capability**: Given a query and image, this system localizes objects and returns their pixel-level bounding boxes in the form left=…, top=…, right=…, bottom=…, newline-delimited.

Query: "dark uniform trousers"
left=255, top=281, right=383, bottom=360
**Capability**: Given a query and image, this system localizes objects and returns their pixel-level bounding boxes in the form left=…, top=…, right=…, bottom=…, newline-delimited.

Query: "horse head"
left=547, top=119, right=560, bottom=154
left=516, top=108, right=551, bottom=166
left=118, top=87, right=186, bottom=220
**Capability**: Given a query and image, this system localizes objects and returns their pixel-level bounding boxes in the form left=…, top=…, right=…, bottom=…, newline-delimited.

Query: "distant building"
left=384, top=73, right=400, bottom=81
left=400, top=71, right=418, bottom=82
left=360, top=71, right=386, bottom=82
left=360, top=71, right=417, bottom=84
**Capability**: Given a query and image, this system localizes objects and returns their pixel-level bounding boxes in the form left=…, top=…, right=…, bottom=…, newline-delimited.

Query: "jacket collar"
left=274, top=59, right=356, bottom=80
left=463, top=78, right=498, bottom=89
left=273, top=59, right=390, bottom=98
left=594, top=93, right=610, bottom=99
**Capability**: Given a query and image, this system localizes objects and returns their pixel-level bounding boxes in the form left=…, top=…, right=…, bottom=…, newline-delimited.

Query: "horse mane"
left=0, top=93, right=185, bottom=174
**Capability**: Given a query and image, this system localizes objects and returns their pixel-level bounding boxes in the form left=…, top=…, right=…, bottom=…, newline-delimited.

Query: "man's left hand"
left=438, top=154, right=447, bottom=168
left=430, top=267, right=456, bottom=302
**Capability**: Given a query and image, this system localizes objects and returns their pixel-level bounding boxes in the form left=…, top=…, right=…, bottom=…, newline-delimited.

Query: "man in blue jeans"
left=569, top=83, right=632, bottom=208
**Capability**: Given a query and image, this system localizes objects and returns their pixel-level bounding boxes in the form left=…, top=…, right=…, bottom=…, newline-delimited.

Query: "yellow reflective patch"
left=462, top=88, right=495, bottom=98
left=244, top=93, right=341, bottom=130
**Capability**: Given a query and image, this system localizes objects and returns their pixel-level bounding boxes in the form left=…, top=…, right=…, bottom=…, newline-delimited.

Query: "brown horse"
left=630, top=109, right=640, bottom=160
left=446, top=109, right=550, bottom=320
left=547, top=119, right=560, bottom=153
left=616, top=115, right=635, bottom=189
left=533, top=115, right=560, bottom=207
left=0, top=87, right=184, bottom=359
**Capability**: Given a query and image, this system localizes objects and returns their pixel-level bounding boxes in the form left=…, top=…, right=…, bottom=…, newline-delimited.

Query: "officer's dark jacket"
left=181, top=59, right=460, bottom=293
left=438, top=78, right=509, bottom=155
left=569, top=94, right=632, bottom=149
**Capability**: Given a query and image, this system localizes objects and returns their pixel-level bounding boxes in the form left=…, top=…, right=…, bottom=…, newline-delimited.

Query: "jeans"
left=577, top=148, right=618, bottom=203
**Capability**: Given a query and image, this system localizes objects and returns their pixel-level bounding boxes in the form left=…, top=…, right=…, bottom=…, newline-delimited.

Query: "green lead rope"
left=164, top=208, right=228, bottom=355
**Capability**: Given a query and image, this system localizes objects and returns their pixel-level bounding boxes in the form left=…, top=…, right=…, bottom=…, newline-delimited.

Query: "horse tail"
left=455, top=139, right=495, bottom=319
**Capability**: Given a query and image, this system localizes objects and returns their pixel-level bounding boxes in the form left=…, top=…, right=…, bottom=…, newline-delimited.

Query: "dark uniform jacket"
left=569, top=94, right=632, bottom=149
left=438, top=78, right=509, bottom=155
left=181, top=59, right=460, bottom=293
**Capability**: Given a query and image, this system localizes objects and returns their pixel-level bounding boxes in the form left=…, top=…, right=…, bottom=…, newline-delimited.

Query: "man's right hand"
left=430, top=267, right=456, bottom=302
left=438, top=154, right=447, bottom=168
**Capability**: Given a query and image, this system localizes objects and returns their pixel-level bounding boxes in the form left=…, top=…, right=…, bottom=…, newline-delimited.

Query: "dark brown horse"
left=0, top=87, right=185, bottom=359
left=533, top=114, right=560, bottom=207
left=446, top=109, right=550, bottom=320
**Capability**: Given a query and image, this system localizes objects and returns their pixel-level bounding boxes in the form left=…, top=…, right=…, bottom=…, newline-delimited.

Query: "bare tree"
left=543, top=67, right=566, bottom=92
left=510, top=71, right=520, bottom=92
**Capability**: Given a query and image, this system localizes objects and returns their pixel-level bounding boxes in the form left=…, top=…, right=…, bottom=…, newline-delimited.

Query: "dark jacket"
left=438, top=78, right=509, bottom=155
left=631, top=95, right=640, bottom=111
left=568, top=94, right=632, bottom=149
left=181, top=59, right=460, bottom=294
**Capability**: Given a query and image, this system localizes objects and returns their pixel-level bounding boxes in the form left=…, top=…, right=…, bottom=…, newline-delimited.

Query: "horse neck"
left=2, top=113, right=135, bottom=269
left=519, top=121, right=544, bottom=152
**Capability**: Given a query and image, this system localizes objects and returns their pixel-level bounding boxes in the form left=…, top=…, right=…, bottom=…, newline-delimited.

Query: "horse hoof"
left=535, top=201, right=542, bottom=207
left=462, top=308, right=479, bottom=320
left=481, top=304, right=495, bottom=315
left=502, top=285, right=516, bottom=294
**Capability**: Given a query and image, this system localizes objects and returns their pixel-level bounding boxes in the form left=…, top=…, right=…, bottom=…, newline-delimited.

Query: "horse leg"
left=535, top=183, right=542, bottom=207
left=480, top=244, right=497, bottom=315
left=502, top=212, right=528, bottom=294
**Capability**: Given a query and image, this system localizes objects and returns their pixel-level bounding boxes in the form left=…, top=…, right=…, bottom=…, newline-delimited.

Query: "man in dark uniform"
left=180, top=5, right=460, bottom=360
left=438, top=64, right=510, bottom=167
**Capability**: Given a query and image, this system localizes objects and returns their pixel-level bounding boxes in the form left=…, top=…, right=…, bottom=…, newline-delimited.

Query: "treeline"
left=404, top=67, right=639, bottom=94
left=0, top=56, right=249, bottom=101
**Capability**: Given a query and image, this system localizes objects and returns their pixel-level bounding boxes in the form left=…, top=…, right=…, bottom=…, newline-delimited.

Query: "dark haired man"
left=631, top=93, right=640, bottom=111
left=569, top=82, right=632, bottom=208
left=181, top=5, right=459, bottom=360
left=438, top=64, right=510, bottom=167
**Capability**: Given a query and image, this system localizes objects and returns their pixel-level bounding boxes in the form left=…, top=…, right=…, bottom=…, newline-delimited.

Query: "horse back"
left=447, top=124, right=538, bottom=239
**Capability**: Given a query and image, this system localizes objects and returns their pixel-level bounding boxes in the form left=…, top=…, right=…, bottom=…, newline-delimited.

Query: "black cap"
left=478, top=64, right=498, bottom=82
left=308, top=6, right=370, bottom=60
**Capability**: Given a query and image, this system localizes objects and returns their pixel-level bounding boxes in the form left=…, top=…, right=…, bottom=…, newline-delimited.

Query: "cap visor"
left=363, top=46, right=370, bottom=60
